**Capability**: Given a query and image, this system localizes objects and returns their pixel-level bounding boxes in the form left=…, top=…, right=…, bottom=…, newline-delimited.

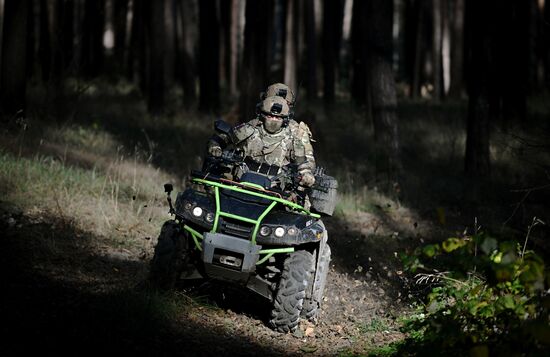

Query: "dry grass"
left=0, top=123, right=175, bottom=250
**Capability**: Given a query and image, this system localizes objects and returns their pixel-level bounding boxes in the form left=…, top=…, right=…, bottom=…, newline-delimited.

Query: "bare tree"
left=1, top=0, right=28, bottom=117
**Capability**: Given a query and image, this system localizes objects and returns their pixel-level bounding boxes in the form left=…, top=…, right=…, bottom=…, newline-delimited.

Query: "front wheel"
left=149, top=221, right=188, bottom=289
left=302, top=244, right=331, bottom=321
left=269, top=250, right=315, bottom=333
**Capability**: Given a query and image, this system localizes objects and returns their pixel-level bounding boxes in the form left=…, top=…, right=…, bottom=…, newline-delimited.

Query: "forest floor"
left=1, top=83, right=549, bottom=356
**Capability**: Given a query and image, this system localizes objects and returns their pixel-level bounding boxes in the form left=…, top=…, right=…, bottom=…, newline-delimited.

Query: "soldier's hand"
left=298, top=171, right=315, bottom=187
left=208, top=145, right=222, bottom=157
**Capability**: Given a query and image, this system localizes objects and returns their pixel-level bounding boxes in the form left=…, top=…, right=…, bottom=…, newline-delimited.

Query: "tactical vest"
left=229, top=118, right=315, bottom=177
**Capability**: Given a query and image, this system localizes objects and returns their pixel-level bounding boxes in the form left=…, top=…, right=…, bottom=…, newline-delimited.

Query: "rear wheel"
left=269, top=250, right=315, bottom=333
left=302, top=244, right=331, bottom=321
left=150, top=221, right=188, bottom=289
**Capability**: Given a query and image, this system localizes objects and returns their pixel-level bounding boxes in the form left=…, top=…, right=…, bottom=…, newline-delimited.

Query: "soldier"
left=207, top=95, right=316, bottom=189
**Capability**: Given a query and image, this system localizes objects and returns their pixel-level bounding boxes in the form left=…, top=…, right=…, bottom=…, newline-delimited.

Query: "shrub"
left=398, top=231, right=549, bottom=356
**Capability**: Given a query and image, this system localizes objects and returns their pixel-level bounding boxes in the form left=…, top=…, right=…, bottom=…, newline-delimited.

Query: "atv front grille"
left=219, top=217, right=253, bottom=240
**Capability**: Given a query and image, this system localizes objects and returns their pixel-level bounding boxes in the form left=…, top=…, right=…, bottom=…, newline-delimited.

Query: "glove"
left=298, top=171, right=315, bottom=187
left=208, top=145, right=222, bottom=157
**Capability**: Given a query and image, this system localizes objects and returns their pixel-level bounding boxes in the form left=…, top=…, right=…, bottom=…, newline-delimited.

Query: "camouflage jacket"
left=208, top=118, right=316, bottom=176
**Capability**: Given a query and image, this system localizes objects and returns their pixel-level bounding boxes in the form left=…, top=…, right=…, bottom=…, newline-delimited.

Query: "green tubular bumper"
left=183, top=177, right=314, bottom=264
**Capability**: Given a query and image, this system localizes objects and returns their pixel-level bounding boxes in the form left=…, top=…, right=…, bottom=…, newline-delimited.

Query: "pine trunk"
left=350, top=0, right=367, bottom=106
left=322, top=0, right=344, bottom=107
left=81, top=0, right=105, bottom=78
left=1, top=0, right=28, bottom=117
left=148, top=0, right=165, bottom=114
left=449, top=0, right=464, bottom=98
left=198, top=0, right=220, bottom=113
left=113, top=0, right=129, bottom=73
left=366, top=0, right=400, bottom=182
left=284, top=0, right=297, bottom=93
left=304, top=0, right=317, bottom=100
left=239, top=0, right=272, bottom=122
left=464, top=0, right=492, bottom=177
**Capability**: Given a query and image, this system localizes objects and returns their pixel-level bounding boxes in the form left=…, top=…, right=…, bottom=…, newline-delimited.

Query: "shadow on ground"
left=0, top=207, right=293, bottom=356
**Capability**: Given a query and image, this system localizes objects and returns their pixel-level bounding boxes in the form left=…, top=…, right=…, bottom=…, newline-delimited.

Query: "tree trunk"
left=81, top=0, right=105, bottom=78
left=128, top=0, right=150, bottom=93
left=304, top=0, right=317, bottom=100
left=350, top=0, right=367, bottom=106
left=1, top=0, right=28, bottom=117
left=449, top=0, right=464, bottom=98
left=229, top=0, right=239, bottom=95
left=148, top=0, right=165, bottom=114
left=545, top=0, right=550, bottom=88
left=366, top=0, right=400, bottom=182
left=411, top=0, right=425, bottom=99
left=219, top=0, right=231, bottom=89
left=441, top=0, right=451, bottom=96
left=239, top=0, right=272, bottom=122
left=175, top=0, right=197, bottom=108
left=25, top=0, right=36, bottom=79
left=464, top=0, right=492, bottom=177
left=38, top=0, right=51, bottom=81
left=163, top=0, right=175, bottom=89
left=61, top=0, right=74, bottom=75
left=113, top=0, right=129, bottom=73
left=283, top=0, right=297, bottom=93
left=322, top=0, right=344, bottom=107
left=432, top=0, right=442, bottom=101
left=198, top=0, right=220, bottom=113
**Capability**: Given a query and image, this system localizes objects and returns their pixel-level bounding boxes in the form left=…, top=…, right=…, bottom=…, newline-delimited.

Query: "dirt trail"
left=1, top=204, right=428, bottom=356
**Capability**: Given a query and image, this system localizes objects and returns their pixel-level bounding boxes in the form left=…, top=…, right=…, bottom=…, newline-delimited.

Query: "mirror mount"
left=164, top=183, right=175, bottom=215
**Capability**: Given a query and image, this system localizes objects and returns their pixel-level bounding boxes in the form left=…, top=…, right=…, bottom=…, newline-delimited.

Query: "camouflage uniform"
left=231, top=118, right=314, bottom=174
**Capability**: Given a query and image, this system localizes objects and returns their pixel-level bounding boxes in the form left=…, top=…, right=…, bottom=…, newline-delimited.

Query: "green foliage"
left=399, top=234, right=549, bottom=356
left=359, top=317, right=392, bottom=334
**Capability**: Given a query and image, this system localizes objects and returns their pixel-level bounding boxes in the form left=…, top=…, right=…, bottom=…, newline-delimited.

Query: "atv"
left=150, top=130, right=337, bottom=333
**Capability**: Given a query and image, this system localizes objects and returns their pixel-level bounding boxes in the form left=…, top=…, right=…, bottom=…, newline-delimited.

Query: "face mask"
left=264, top=116, right=283, bottom=133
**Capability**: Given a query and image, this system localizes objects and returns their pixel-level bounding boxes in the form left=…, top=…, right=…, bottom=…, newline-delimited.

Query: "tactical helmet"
left=261, top=83, right=295, bottom=107
left=259, top=96, right=290, bottom=133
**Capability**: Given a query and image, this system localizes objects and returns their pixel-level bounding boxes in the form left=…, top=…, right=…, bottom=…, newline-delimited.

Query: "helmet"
left=258, top=96, right=290, bottom=133
left=261, top=83, right=295, bottom=107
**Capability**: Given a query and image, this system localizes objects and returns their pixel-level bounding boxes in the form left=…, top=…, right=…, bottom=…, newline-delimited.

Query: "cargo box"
left=310, top=171, right=338, bottom=216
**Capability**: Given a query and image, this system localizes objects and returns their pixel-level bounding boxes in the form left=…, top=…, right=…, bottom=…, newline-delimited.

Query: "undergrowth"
left=391, top=225, right=550, bottom=356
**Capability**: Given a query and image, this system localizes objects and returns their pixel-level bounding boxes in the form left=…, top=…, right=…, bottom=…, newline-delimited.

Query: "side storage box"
left=310, top=172, right=338, bottom=216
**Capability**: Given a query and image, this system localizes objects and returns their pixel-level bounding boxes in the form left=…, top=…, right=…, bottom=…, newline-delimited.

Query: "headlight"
left=287, top=227, right=297, bottom=236
left=274, top=227, right=285, bottom=237
left=259, top=226, right=271, bottom=236
left=192, top=206, right=203, bottom=217
left=205, top=212, right=215, bottom=223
